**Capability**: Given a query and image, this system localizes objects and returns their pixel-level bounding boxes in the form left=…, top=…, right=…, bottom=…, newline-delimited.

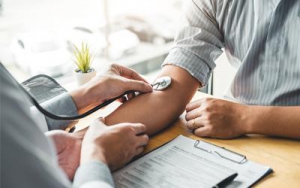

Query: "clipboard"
left=194, top=140, right=247, bottom=164
left=113, top=135, right=273, bottom=188
left=192, top=138, right=273, bottom=187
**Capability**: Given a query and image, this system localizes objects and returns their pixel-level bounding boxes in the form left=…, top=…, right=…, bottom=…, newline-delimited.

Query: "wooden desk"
left=77, top=92, right=300, bottom=187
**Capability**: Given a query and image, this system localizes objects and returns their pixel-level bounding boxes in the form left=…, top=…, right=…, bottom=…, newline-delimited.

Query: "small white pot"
left=74, top=69, right=96, bottom=86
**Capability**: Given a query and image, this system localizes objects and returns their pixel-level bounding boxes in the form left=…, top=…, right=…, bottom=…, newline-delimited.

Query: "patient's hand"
left=185, top=98, right=249, bottom=139
left=46, top=129, right=86, bottom=180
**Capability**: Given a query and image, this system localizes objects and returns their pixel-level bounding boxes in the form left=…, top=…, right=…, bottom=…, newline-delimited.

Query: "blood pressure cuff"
left=21, top=74, right=67, bottom=105
left=21, top=74, right=78, bottom=131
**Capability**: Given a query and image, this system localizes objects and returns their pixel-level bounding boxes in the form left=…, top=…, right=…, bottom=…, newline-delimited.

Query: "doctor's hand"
left=185, top=98, right=250, bottom=139
left=46, top=128, right=87, bottom=180
left=81, top=118, right=149, bottom=171
left=70, top=64, right=153, bottom=113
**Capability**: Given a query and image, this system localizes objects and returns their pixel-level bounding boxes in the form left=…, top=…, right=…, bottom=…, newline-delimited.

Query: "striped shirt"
left=163, top=0, right=300, bottom=106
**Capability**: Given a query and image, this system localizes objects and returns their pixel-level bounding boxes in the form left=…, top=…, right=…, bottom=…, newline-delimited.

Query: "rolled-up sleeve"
left=31, top=93, right=78, bottom=131
left=163, top=0, right=224, bottom=86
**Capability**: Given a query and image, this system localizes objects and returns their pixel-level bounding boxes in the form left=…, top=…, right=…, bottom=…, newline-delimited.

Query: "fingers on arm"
left=103, top=122, right=149, bottom=156
left=136, top=134, right=149, bottom=147
left=129, top=123, right=149, bottom=155
left=135, top=147, right=144, bottom=156
left=112, top=64, right=148, bottom=82
left=134, top=134, right=148, bottom=156
left=111, top=64, right=152, bottom=93
left=131, top=123, right=147, bottom=135
left=125, top=79, right=153, bottom=93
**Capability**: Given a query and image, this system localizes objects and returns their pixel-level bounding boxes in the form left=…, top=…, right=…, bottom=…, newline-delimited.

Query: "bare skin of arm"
left=98, top=64, right=300, bottom=139
left=105, top=65, right=200, bottom=135
left=247, top=105, right=300, bottom=139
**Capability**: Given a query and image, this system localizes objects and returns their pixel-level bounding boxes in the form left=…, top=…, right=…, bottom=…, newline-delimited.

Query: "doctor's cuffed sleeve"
left=31, top=92, right=78, bottom=131
left=163, top=0, right=224, bottom=86
left=73, top=161, right=114, bottom=188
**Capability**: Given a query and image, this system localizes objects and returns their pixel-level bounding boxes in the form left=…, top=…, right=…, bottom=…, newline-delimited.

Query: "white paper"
left=113, top=135, right=272, bottom=188
left=113, top=135, right=237, bottom=188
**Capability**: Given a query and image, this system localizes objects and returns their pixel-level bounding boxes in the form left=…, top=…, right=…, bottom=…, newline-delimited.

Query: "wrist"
left=241, top=105, right=254, bottom=134
left=81, top=148, right=109, bottom=169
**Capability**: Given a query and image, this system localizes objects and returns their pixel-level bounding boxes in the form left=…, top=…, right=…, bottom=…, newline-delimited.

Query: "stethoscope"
left=151, top=76, right=171, bottom=91
left=22, top=76, right=172, bottom=121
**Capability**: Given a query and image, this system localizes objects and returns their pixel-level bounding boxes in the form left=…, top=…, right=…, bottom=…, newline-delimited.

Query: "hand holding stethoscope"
left=21, top=69, right=172, bottom=121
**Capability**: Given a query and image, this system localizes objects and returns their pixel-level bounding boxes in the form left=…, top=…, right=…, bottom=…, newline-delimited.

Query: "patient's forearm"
left=105, top=65, right=200, bottom=135
left=248, top=106, right=300, bottom=139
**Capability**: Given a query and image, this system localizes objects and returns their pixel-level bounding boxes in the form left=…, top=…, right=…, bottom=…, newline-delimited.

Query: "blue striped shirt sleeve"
left=163, top=0, right=224, bottom=86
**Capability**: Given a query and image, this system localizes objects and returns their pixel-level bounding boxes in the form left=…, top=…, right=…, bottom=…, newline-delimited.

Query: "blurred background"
left=0, top=0, right=236, bottom=97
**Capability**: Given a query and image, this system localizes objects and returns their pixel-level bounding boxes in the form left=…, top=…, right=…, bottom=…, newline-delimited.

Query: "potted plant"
left=73, top=42, right=96, bottom=86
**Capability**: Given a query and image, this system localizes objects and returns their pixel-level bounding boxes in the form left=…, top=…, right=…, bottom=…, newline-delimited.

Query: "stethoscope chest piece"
left=151, top=76, right=172, bottom=91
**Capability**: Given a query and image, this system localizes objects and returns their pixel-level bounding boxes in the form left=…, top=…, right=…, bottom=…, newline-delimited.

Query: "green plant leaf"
left=72, top=42, right=94, bottom=73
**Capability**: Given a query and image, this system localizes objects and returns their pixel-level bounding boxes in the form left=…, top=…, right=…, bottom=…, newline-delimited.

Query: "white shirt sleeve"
left=1, top=63, right=115, bottom=188
left=30, top=105, right=49, bottom=132
left=74, top=161, right=115, bottom=188
left=30, top=92, right=79, bottom=132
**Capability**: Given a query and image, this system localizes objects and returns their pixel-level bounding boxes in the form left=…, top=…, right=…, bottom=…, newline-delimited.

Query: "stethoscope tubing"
left=21, top=86, right=133, bottom=121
